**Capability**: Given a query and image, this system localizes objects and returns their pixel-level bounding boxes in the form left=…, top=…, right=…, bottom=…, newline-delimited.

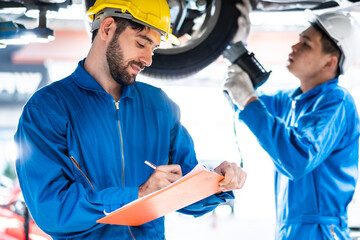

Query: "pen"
left=144, top=160, right=157, bottom=170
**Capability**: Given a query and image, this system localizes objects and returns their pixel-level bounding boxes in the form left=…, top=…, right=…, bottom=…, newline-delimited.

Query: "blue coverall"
left=239, top=78, right=359, bottom=239
left=15, top=60, right=233, bottom=239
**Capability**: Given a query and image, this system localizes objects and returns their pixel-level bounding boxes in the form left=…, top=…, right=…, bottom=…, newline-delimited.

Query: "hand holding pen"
left=138, top=160, right=182, bottom=198
left=142, top=160, right=247, bottom=196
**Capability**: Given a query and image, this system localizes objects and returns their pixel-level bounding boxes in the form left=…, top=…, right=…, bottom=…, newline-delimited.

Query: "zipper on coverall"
left=115, top=101, right=136, bottom=240
left=290, top=100, right=296, bottom=126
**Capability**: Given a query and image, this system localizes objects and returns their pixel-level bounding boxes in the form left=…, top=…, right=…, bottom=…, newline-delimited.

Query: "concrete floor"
left=165, top=209, right=275, bottom=240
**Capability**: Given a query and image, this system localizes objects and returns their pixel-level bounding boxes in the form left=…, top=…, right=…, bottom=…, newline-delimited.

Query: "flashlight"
left=223, top=41, right=271, bottom=107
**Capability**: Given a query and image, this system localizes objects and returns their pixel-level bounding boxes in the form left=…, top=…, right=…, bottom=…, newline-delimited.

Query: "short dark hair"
left=312, top=23, right=341, bottom=76
left=91, top=17, right=146, bottom=43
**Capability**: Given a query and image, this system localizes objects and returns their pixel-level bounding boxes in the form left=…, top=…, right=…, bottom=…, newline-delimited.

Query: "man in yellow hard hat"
left=14, top=0, right=247, bottom=239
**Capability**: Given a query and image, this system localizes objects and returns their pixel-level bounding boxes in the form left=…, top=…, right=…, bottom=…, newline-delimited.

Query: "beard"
left=106, top=34, right=145, bottom=86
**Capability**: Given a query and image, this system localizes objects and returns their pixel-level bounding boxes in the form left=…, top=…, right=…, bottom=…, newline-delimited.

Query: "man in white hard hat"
left=14, top=0, right=247, bottom=239
left=224, top=10, right=360, bottom=239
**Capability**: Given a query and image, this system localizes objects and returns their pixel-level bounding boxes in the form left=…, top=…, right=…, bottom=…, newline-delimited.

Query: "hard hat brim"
left=88, top=7, right=180, bottom=45
left=164, top=33, right=180, bottom=45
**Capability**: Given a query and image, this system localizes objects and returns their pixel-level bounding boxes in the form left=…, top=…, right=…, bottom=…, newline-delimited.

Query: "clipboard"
left=97, top=164, right=224, bottom=226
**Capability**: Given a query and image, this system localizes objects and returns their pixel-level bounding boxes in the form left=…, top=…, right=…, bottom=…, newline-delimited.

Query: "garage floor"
left=165, top=204, right=275, bottom=240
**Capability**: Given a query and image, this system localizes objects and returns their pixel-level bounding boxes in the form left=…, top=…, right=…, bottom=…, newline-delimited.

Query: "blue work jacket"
left=15, top=60, right=233, bottom=240
left=239, top=78, right=359, bottom=239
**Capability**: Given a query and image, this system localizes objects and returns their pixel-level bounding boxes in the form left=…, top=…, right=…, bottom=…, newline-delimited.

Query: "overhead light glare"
left=0, top=21, right=55, bottom=46
left=0, top=38, right=29, bottom=45
left=0, top=7, right=27, bottom=15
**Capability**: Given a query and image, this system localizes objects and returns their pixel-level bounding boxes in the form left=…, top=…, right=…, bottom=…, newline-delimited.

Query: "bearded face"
left=105, top=32, right=145, bottom=86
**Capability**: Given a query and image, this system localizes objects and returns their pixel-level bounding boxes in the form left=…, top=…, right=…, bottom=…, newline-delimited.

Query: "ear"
left=323, top=55, right=338, bottom=73
left=98, top=17, right=116, bottom=42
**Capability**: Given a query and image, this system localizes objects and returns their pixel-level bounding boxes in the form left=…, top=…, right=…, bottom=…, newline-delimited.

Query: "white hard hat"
left=307, top=10, right=360, bottom=74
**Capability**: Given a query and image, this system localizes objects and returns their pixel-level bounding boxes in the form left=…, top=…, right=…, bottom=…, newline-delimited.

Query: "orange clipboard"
left=96, top=164, right=224, bottom=226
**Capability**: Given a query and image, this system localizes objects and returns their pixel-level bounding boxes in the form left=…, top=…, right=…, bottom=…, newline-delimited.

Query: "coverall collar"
left=290, top=78, right=339, bottom=101
left=73, top=59, right=136, bottom=100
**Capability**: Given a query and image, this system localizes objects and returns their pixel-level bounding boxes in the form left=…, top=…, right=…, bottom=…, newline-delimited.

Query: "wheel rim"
left=156, top=0, right=221, bottom=55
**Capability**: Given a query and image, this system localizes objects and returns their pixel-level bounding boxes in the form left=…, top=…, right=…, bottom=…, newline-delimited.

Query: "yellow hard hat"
left=86, top=0, right=180, bottom=45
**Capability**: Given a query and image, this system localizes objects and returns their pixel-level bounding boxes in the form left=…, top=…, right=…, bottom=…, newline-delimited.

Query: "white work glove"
left=232, top=0, right=252, bottom=44
left=223, top=64, right=257, bottom=110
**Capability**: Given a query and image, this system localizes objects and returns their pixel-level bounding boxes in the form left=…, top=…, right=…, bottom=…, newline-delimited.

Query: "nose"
left=139, top=48, right=153, bottom=67
left=291, top=42, right=300, bottom=52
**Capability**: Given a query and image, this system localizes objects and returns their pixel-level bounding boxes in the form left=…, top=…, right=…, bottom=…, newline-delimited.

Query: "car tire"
left=142, top=0, right=241, bottom=79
